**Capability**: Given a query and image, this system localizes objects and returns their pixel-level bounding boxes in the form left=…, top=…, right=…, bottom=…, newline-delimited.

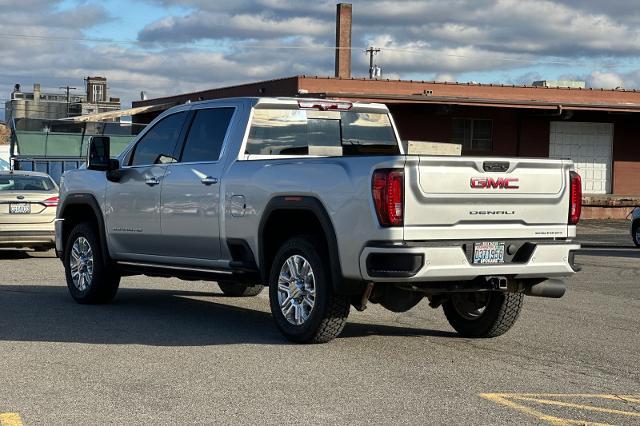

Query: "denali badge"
left=470, top=210, right=515, bottom=215
left=470, top=177, right=519, bottom=189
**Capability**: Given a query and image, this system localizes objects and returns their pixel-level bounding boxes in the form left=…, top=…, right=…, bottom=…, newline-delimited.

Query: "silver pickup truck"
left=55, top=97, right=582, bottom=343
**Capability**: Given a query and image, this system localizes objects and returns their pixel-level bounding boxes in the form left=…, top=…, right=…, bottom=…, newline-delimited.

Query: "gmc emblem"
left=470, top=177, right=520, bottom=189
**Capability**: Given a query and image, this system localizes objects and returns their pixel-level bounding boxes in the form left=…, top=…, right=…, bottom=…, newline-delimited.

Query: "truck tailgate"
left=403, top=156, right=572, bottom=241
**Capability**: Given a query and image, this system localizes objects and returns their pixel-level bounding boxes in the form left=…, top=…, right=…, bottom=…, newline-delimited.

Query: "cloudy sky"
left=2, top=0, right=640, bottom=119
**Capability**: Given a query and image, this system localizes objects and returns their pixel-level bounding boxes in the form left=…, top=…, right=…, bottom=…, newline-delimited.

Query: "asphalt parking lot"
left=0, top=223, right=638, bottom=424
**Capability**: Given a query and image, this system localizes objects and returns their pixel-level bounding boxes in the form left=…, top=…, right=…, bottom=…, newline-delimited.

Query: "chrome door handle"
left=201, top=177, right=219, bottom=185
left=145, top=177, right=160, bottom=186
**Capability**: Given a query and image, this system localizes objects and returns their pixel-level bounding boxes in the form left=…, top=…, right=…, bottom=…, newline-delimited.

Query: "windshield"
left=0, top=175, right=57, bottom=191
left=247, top=108, right=400, bottom=156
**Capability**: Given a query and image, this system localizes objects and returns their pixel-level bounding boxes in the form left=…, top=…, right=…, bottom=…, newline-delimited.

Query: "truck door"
left=159, top=106, right=236, bottom=261
left=106, top=111, right=188, bottom=257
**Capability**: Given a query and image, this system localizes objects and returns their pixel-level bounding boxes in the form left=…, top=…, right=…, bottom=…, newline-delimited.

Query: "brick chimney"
left=334, top=3, right=352, bottom=79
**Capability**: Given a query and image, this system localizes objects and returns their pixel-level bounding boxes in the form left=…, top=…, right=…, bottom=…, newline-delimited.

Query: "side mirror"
left=87, top=136, right=111, bottom=171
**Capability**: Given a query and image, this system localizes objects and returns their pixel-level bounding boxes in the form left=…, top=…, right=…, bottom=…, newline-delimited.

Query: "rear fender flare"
left=258, top=196, right=343, bottom=292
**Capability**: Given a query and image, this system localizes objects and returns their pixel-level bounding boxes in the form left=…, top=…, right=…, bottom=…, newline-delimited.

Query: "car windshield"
left=0, top=175, right=56, bottom=191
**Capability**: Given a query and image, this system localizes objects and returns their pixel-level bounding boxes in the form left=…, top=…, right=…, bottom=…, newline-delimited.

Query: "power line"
left=59, top=86, right=78, bottom=118
left=0, top=32, right=632, bottom=68
left=365, top=46, right=381, bottom=79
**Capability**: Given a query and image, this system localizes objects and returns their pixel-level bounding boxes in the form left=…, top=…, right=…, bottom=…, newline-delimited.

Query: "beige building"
left=4, top=78, right=121, bottom=122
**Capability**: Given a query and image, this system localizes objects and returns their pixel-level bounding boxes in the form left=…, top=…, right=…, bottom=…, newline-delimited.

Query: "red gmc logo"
left=470, top=177, right=520, bottom=189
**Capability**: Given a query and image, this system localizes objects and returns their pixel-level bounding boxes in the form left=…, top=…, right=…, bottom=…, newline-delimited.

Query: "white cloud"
left=3, top=0, right=640, bottom=119
left=588, top=71, right=625, bottom=89
left=434, top=73, right=456, bottom=83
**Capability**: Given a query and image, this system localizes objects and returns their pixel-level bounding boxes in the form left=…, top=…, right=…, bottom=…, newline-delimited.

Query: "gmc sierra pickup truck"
left=55, top=97, right=582, bottom=343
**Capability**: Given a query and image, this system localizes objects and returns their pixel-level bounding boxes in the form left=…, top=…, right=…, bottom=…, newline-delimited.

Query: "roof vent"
left=532, top=80, right=586, bottom=89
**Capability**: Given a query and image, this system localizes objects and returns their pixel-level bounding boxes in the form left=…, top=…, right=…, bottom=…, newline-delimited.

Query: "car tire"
left=64, top=222, right=120, bottom=304
left=633, top=221, right=640, bottom=248
left=218, top=282, right=264, bottom=297
left=442, top=291, right=523, bottom=338
left=268, top=236, right=350, bottom=344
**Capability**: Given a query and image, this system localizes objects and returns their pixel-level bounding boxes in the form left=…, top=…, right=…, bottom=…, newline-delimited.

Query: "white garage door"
left=549, top=122, right=613, bottom=194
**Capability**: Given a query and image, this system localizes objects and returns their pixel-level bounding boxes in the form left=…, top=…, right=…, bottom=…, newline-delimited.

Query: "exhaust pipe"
left=524, top=279, right=566, bottom=298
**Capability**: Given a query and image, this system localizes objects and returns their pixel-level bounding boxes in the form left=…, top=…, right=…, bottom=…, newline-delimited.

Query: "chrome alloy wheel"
left=70, top=236, right=94, bottom=292
left=277, top=255, right=316, bottom=325
left=451, top=293, right=490, bottom=320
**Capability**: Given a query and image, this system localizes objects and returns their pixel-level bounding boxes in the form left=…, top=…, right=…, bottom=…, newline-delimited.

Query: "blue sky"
left=2, top=0, right=640, bottom=119
left=58, top=0, right=191, bottom=41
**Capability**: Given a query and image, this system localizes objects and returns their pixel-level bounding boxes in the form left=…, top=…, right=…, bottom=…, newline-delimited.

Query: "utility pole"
left=365, top=46, right=380, bottom=79
left=59, top=85, right=77, bottom=117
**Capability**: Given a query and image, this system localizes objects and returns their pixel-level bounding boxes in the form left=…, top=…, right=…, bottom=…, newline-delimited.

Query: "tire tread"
left=269, top=236, right=350, bottom=344
left=443, top=292, right=523, bottom=338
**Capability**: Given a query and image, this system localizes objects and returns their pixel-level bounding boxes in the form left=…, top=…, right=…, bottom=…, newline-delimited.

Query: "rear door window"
left=246, top=109, right=399, bottom=156
left=180, top=108, right=235, bottom=163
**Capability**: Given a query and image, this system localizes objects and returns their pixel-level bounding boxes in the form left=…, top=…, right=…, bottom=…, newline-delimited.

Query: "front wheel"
left=442, top=291, right=523, bottom=338
left=268, top=237, right=350, bottom=344
left=64, top=222, right=120, bottom=304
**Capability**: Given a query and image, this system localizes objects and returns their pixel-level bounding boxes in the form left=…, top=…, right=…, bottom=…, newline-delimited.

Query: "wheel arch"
left=258, top=196, right=343, bottom=292
left=58, top=194, right=110, bottom=264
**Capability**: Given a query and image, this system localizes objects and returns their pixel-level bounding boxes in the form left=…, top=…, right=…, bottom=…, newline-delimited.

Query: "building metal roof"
left=132, top=75, right=640, bottom=114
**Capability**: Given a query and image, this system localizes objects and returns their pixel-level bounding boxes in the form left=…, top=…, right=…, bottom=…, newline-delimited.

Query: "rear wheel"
left=218, top=282, right=264, bottom=297
left=64, top=222, right=120, bottom=304
left=442, top=291, right=523, bottom=338
left=268, top=237, right=350, bottom=343
left=633, top=221, right=640, bottom=247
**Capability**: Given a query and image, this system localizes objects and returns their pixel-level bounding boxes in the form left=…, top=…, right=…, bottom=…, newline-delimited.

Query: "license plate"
left=9, top=203, right=31, bottom=214
left=473, top=242, right=505, bottom=264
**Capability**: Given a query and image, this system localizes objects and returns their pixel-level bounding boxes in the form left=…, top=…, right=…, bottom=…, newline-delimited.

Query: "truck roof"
left=176, top=96, right=390, bottom=112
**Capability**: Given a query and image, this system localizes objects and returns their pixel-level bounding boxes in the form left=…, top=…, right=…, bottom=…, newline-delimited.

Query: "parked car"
left=0, top=170, right=58, bottom=251
left=56, top=97, right=581, bottom=343
left=631, top=207, right=640, bottom=247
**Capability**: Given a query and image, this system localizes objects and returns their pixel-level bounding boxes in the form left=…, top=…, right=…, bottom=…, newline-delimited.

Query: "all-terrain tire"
left=64, top=222, right=120, bottom=304
left=218, top=282, right=264, bottom=297
left=268, top=236, right=350, bottom=344
left=442, top=292, right=523, bottom=338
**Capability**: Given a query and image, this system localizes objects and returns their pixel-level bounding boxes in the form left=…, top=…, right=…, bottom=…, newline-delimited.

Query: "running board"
left=117, top=261, right=234, bottom=275
left=115, top=261, right=259, bottom=283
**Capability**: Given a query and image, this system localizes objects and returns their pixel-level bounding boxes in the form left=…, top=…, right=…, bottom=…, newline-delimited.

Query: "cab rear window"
left=0, top=175, right=56, bottom=191
left=246, top=109, right=400, bottom=156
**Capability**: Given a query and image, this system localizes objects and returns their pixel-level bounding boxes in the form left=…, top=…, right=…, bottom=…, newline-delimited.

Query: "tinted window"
left=452, top=118, right=493, bottom=152
left=181, top=108, right=234, bottom=163
left=130, top=112, right=187, bottom=166
left=246, top=109, right=399, bottom=156
left=0, top=175, right=56, bottom=191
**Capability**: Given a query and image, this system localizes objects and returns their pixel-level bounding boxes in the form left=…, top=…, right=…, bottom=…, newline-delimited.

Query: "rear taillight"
left=569, top=171, right=582, bottom=225
left=43, top=196, right=59, bottom=208
left=372, top=169, right=404, bottom=227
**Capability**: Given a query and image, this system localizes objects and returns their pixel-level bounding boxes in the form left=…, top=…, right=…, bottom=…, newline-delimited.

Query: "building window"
left=92, top=84, right=104, bottom=102
left=452, top=118, right=493, bottom=152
